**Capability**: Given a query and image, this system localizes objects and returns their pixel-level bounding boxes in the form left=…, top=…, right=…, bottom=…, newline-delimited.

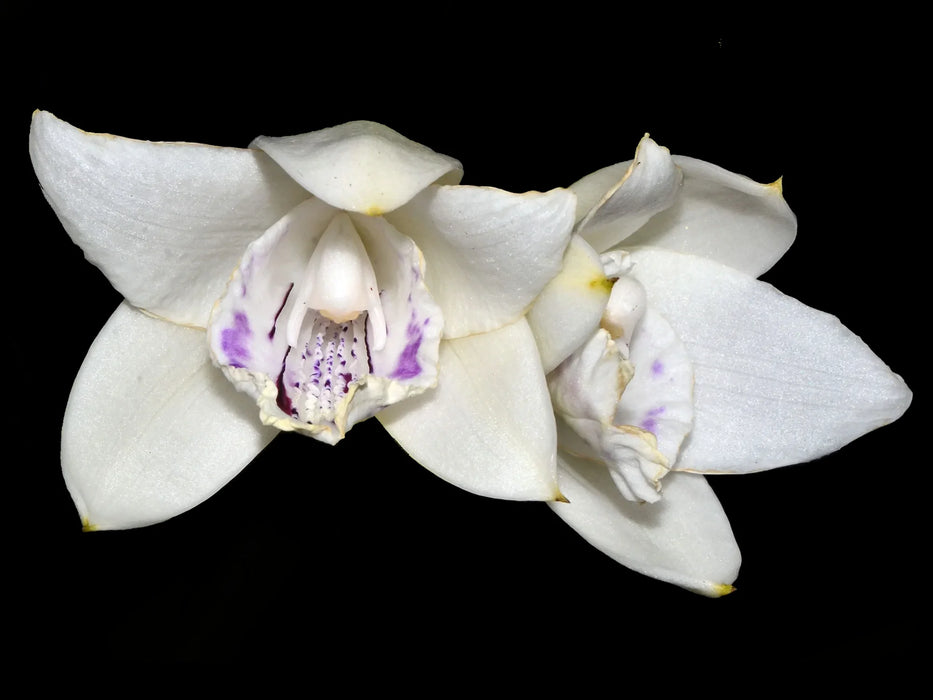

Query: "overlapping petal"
left=550, top=463, right=740, bottom=597
left=622, top=155, right=797, bottom=276
left=629, top=247, right=912, bottom=473
left=63, top=303, right=278, bottom=531
left=378, top=318, right=562, bottom=502
left=251, top=121, right=463, bottom=216
left=386, top=185, right=576, bottom=338
left=572, top=135, right=684, bottom=254
left=526, top=235, right=613, bottom=373
left=29, top=111, right=309, bottom=327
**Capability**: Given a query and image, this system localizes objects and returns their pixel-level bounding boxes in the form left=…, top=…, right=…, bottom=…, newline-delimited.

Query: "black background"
left=8, top=10, right=926, bottom=670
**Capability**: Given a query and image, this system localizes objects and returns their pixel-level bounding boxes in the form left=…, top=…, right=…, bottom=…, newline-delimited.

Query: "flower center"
left=277, top=312, right=371, bottom=425
left=285, top=212, right=387, bottom=352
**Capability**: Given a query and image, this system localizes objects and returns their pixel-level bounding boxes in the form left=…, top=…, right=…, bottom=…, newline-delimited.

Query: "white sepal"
left=630, top=247, right=913, bottom=473
left=63, top=302, right=278, bottom=530
left=378, top=318, right=562, bottom=501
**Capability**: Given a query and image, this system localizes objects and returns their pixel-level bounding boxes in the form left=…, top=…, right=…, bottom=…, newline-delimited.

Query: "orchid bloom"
left=528, top=135, right=912, bottom=596
left=31, top=112, right=575, bottom=531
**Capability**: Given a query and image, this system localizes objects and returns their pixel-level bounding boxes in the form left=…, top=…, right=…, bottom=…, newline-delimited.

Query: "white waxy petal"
left=378, top=318, right=562, bottom=501
left=574, top=135, right=684, bottom=254
left=386, top=185, right=576, bottom=338
left=550, top=329, right=668, bottom=503
left=614, top=307, right=695, bottom=466
left=629, top=247, right=913, bottom=473
left=624, top=155, right=797, bottom=277
left=63, top=302, right=278, bottom=531
left=601, top=273, right=647, bottom=348
left=550, top=463, right=740, bottom=596
left=527, top=235, right=612, bottom=373
left=549, top=329, right=632, bottom=426
left=29, top=111, right=309, bottom=328
left=251, top=121, right=463, bottom=216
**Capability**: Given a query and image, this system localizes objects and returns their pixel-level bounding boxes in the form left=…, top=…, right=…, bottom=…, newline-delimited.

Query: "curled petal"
left=29, top=110, right=308, bottom=328
left=527, top=235, right=612, bottom=373
left=63, top=303, right=277, bottom=531
left=624, top=155, right=797, bottom=277
left=551, top=462, right=741, bottom=596
left=251, top=121, right=463, bottom=216
left=549, top=329, right=631, bottom=426
left=614, top=307, right=695, bottom=466
left=630, top=247, right=913, bottom=473
left=386, top=185, right=576, bottom=338
left=574, top=135, right=684, bottom=253
left=378, top=318, right=562, bottom=502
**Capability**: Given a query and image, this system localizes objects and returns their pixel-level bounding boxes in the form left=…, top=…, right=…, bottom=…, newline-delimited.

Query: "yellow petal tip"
left=710, top=582, right=737, bottom=597
left=766, top=176, right=784, bottom=194
left=81, top=518, right=99, bottom=533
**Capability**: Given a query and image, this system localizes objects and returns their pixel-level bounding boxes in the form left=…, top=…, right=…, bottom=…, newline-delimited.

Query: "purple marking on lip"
left=269, top=283, right=294, bottom=339
left=391, top=316, right=427, bottom=380
left=641, top=405, right=666, bottom=433
left=220, top=312, right=252, bottom=368
left=651, top=360, right=665, bottom=378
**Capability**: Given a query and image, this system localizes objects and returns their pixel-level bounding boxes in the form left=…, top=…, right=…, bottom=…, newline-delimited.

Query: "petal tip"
left=81, top=518, right=99, bottom=533
left=710, top=582, right=737, bottom=597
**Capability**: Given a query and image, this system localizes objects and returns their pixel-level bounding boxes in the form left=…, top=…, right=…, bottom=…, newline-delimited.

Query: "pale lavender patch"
left=220, top=312, right=252, bottom=368
left=641, top=405, right=666, bottom=434
left=651, top=359, right=665, bottom=378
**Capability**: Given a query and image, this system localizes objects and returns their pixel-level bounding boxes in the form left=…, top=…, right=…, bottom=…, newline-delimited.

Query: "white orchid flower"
left=528, top=135, right=913, bottom=596
left=30, top=112, right=575, bottom=532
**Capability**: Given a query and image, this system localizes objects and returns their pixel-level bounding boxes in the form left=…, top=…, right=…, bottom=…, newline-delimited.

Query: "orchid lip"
left=207, top=197, right=443, bottom=443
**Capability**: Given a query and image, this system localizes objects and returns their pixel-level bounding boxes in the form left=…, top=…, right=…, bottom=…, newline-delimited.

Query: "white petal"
left=630, top=248, right=913, bottom=473
left=29, top=111, right=308, bottom=327
left=551, top=463, right=740, bottom=596
left=378, top=318, right=562, bottom=501
left=527, top=235, right=612, bottom=373
left=549, top=329, right=631, bottom=426
left=387, top=185, right=576, bottom=338
left=615, top=307, right=695, bottom=466
left=63, top=303, right=278, bottom=530
left=574, top=135, right=684, bottom=254
left=624, top=155, right=797, bottom=277
left=251, top=121, right=463, bottom=216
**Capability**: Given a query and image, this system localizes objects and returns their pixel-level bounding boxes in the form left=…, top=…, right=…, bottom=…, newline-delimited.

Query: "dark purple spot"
left=276, top=359, right=294, bottom=417
left=220, top=312, right=252, bottom=368
left=269, top=283, right=294, bottom=339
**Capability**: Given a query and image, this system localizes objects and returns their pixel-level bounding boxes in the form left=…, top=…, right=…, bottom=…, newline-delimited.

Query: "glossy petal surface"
left=550, top=465, right=740, bottom=596
left=63, top=303, right=278, bottom=530
left=378, top=319, right=562, bottom=501
left=624, top=156, right=797, bottom=276
left=29, top=111, right=308, bottom=327
left=630, top=247, right=913, bottom=473
left=251, top=121, right=463, bottom=215
left=387, top=185, right=576, bottom=338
